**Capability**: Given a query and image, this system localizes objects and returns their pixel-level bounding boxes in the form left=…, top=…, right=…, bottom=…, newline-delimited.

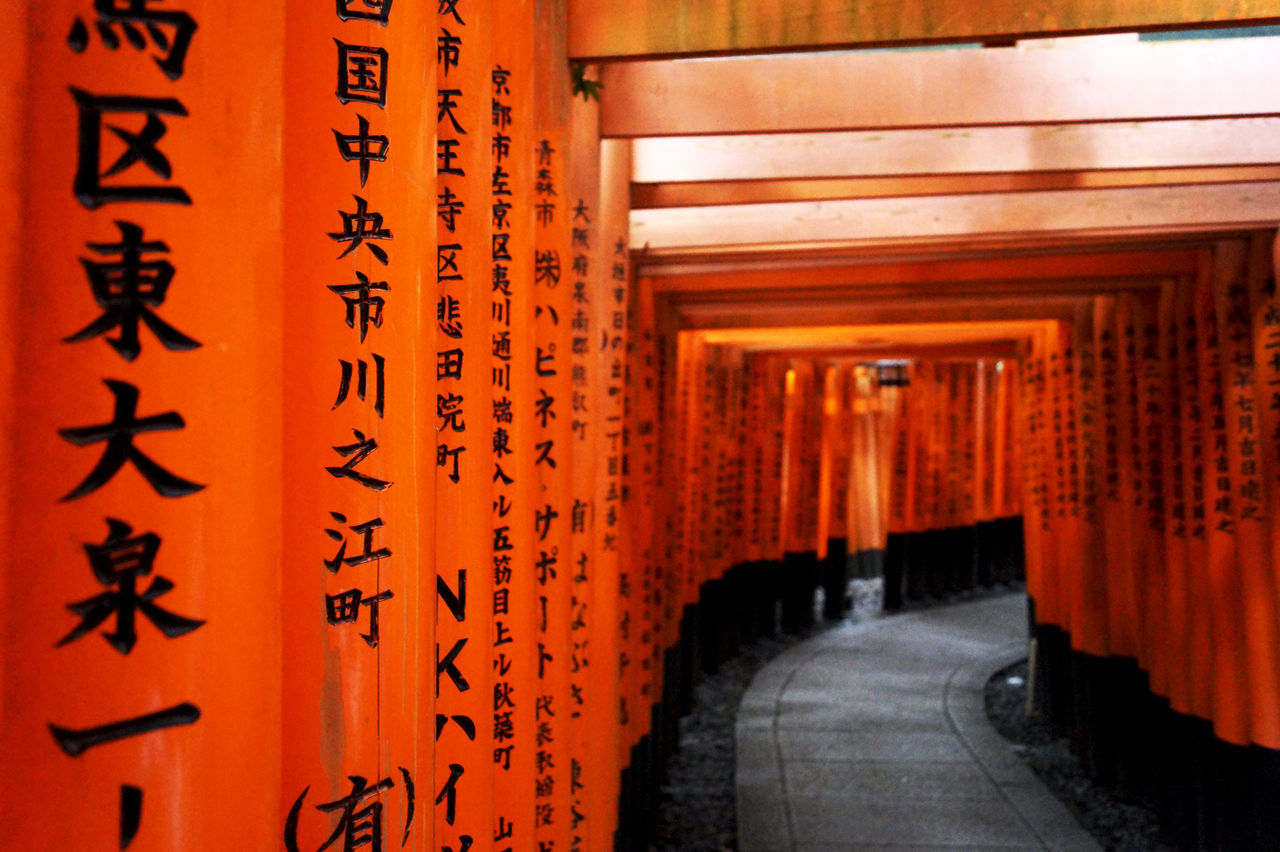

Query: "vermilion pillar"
left=280, top=0, right=437, bottom=848
left=434, top=0, right=497, bottom=847
left=5, top=2, right=285, bottom=847
left=532, top=2, right=574, bottom=845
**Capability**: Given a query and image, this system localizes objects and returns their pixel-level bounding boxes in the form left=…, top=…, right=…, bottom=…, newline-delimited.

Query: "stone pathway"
left=735, top=593, right=1100, bottom=851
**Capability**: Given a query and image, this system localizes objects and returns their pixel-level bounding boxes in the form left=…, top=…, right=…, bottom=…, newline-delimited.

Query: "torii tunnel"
left=5, top=1, right=1280, bottom=850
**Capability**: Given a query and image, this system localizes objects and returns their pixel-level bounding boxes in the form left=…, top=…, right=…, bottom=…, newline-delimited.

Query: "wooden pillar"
left=1095, top=295, right=1138, bottom=662
left=1215, top=239, right=1280, bottom=749
left=1198, top=249, right=1250, bottom=748
left=532, top=3, right=573, bottom=845
left=489, top=5, right=540, bottom=848
left=4, top=1, right=286, bottom=847
left=280, top=0, right=438, bottom=848
left=433, top=0, right=497, bottom=847
left=595, top=134, right=630, bottom=842
left=566, top=76, right=614, bottom=851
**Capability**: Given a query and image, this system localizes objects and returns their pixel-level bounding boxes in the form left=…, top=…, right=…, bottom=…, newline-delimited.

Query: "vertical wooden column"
left=867, top=369, right=891, bottom=568
left=491, top=5, right=538, bottom=849
left=1197, top=249, right=1250, bottom=748
left=958, top=362, right=980, bottom=592
left=595, top=135, right=630, bottom=842
left=1137, top=290, right=1170, bottom=698
left=1159, top=282, right=1191, bottom=718
left=1243, top=233, right=1280, bottom=754
left=1215, top=239, right=1280, bottom=749
left=932, top=362, right=953, bottom=595
left=1020, top=337, right=1051, bottom=628
left=0, top=8, right=22, bottom=708
left=1095, top=296, right=1137, bottom=662
left=434, top=0, right=496, bottom=847
left=740, top=354, right=764, bottom=567
left=1072, top=305, right=1110, bottom=661
left=907, top=361, right=934, bottom=602
left=281, top=0, right=436, bottom=848
left=531, top=3, right=573, bottom=846
left=828, top=365, right=852, bottom=570
left=1116, top=294, right=1151, bottom=673
left=817, top=363, right=839, bottom=560
left=1045, top=328, right=1071, bottom=641
left=884, top=369, right=913, bottom=609
left=781, top=359, right=819, bottom=630
left=566, top=79, right=607, bottom=852
left=627, top=269, right=661, bottom=814
left=1178, top=270, right=1212, bottom=728
left=757, top=355, right=788, bottom=632
left=5, top=1, right=285, bottom=847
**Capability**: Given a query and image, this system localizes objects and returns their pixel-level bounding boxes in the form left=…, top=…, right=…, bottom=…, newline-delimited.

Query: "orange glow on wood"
left=569, top=0, right=1280, bottom=61
left=602, top=39, right=1280, bottom=137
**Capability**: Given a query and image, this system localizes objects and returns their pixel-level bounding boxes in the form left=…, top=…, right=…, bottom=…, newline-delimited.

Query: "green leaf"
left=570, top=62, right=603, bottom=102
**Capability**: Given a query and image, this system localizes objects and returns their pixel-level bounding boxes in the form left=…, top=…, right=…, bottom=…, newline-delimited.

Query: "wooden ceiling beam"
left=630, top=120, right=1280, bottom=183
left=695, top=320, right=1058, bottom=346
left=731, top=341, right=1025, bottom=361
left=676, top=295, right=1094, bottom=330
left=631, top=166, right=1280, bottom=208
left=569, top=0, right=1280, bottom=61
left=645, top=248, right=1200, bottom=294
left=629, top=182, right=1280, bottom=250
left=601, top=38, right=1280, bottom=137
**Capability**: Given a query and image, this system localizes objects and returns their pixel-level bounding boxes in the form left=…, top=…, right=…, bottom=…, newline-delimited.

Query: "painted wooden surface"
left=568, top=0, right=1280, bottom=60
left=602, top=38, right=1280, bottom=136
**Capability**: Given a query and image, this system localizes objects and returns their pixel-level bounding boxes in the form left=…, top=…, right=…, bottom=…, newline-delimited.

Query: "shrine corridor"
left=7, top=2, right=1280, bottom=851
left=734, top=593, right=1097, bottom=851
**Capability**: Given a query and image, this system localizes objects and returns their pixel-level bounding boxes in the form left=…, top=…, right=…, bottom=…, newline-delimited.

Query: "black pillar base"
left=780, top=551, right=818, bottom=634
left=1030, top=607, right=1280, bottom=851
left=821, top=538, right=849, bottom=620
left=883, top=533, right=908, bottom=611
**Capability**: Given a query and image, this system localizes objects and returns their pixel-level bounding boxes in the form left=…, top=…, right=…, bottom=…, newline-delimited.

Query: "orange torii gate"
left=7, top=3, right=1280, bottom=850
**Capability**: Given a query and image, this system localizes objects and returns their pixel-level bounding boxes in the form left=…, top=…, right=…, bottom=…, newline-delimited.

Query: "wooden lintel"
left=601, top=38, right=1280, bottom=137
left=732, top=341, right=1024, bottom=360
left=629, top=183, right=1280, bottom=250
left=678, top=295, right=1098, bottom=330
left=631, top=166, right=1280, bottom=209
left=696, top=319, right=1058, bottom=346
left=569, top=0, right=1280, bottom=61
left=646, top=248, right=1199, bottom=294
left=631, top=120, right=1280, bottom=183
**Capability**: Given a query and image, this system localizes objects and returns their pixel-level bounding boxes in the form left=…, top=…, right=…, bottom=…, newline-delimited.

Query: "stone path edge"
left=942, top=641, right=1101, bottom=852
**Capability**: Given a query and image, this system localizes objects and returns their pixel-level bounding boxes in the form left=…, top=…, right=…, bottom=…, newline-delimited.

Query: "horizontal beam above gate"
left=696, top=320, right=1055, bottom=347
left=645, top=248, right=1200, bottom=293
left=674, top=294, right=1107, bottom=329
left=632, top=167, right=1280, bottom=208
left=630, top=182, right=1280, bottom=250
left=569, top=0, right=1280, bottom=61
left=601, top=38, right=1280, bottom=136
left=630, top=120, right=1280, bottom=183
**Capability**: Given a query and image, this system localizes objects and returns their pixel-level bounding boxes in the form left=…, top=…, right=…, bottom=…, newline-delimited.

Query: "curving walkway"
left=735, top=593, right=1100, bottom=852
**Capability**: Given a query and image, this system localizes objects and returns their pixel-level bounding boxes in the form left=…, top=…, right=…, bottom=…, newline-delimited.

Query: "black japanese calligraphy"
left=333, top=115, right=389, bottom=188
left=59, top=379, right=205, bottom=500
left=65, top=221, right=200, bottom=361
left=57, top=518, right=204, bottom=654
left=68, top=0, right=197, bottom=81
left=335, top=41, right=389, bottom=107
left=49, top=702, right=200, bottom=757
left=71, top=89, right=191, bottom=209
